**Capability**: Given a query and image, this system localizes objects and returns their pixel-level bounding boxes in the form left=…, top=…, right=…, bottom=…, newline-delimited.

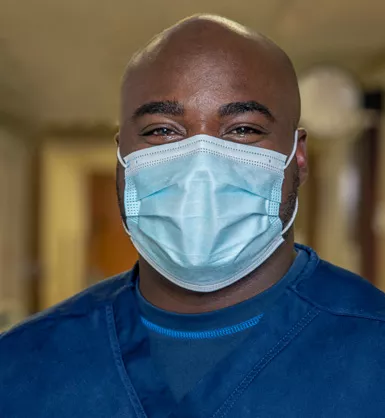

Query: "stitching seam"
left=290, top=287, right=385, bottom=323
left=140, top=314, right=264, bottom=339
left=127, top=149, right=283, bottom=175
left=126, top=138, right=284, bottom=162
left=211, top=308, right=320, bottom=418
left=106, top=305, right=147, bottom=418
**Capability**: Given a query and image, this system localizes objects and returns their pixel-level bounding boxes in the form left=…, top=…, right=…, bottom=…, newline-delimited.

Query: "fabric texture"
left=134, top=249, right=309, bottom=401
left=2, top=244, right=385, bottom=417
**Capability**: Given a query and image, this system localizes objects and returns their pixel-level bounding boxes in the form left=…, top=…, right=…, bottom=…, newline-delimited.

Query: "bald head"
left=121, top=15, right=301, bottom=137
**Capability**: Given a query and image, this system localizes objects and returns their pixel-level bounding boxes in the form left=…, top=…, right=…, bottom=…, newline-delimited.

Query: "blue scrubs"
left=134, top=249, right=309, bottom=402
left=2, top=244, right=385, bottom=417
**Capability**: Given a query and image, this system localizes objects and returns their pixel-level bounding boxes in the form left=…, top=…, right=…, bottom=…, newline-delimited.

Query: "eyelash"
left=228, top=126, right=265, bottom=136
left=142, top=126, right=265, bottom=137
left=142, top=127, right=178, bottom=137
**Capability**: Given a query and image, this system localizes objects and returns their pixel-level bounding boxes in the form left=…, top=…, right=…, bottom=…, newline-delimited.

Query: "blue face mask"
left=118, top=132, right=298, bottom=293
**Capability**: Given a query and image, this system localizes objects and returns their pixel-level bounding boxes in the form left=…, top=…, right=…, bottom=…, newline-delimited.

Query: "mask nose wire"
left=117, top=147, right=127, bottom=168
left=284, top=130, right=299, bottom=169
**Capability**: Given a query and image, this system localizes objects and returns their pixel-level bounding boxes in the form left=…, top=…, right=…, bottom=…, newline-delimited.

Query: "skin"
left=116, top=15, right=308, bottom=313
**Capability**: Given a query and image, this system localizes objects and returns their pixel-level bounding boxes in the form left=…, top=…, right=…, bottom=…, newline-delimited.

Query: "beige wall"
left=364, top=68, right=385, bottom=290
left=0, top=127, right=30, bottom=329
left=40, top=139, right=116, bottom=309
left=307, top=125, right=385, bottom=290
left=375, top=115, right=385, bottom=290
left=312, top=138, right=361, bottom=276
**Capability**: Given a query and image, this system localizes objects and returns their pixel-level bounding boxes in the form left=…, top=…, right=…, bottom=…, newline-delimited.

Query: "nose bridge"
left=185, top=113, right=219, bottom=137
left=183, top=90, right=222, bottom=137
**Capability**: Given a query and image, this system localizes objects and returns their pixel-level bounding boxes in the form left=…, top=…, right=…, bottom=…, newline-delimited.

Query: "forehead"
left=121, top=38, right=292, bottom=123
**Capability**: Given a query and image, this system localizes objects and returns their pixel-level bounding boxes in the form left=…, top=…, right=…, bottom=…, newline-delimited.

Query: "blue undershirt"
left=134, top=248, right=309, bottom=402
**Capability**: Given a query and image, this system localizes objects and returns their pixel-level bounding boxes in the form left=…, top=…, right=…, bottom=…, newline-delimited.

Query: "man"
left=1, top=15, right=385, bottom=418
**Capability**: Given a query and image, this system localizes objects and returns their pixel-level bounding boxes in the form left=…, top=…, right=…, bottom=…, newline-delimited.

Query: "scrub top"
left=133, top=248, right=309, bottom=402
left=2, top=244, right=385, bottom=417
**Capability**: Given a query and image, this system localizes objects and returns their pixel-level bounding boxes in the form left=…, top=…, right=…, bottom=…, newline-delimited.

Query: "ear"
left=114, top=132, right=120, bottom=146
left=296, top=128, right=308, bottom=186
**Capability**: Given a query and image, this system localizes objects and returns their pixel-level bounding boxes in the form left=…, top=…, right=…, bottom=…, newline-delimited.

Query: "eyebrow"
left=133, top=100, right=184, bottom=119
left=218, top=101, right=276, bottom=122
left=132, top=99, right=275, bottom=122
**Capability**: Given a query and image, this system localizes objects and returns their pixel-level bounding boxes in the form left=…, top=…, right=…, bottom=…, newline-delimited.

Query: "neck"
left=138, top=233, right=296, bottom=314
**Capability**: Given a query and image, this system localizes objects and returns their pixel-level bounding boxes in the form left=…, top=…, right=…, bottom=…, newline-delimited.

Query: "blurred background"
left=1, top=0, right=385, bottom=330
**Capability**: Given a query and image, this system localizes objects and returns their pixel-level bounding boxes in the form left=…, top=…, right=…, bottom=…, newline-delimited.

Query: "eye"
left=142, top=127, right=177, bottom=137
left=229, top=126, right=264, bottom=136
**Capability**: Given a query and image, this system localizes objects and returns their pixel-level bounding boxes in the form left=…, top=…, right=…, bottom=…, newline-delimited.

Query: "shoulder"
left=292, top=246, right=385, bottom=322
left=0, top=268, right=135, bottom=353
left=0, top=268, right=137, bottom=415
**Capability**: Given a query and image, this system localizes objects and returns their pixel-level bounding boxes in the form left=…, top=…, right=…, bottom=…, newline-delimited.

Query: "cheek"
left=281, top=164, right=297, bottom=201
left=116, top=163, right=126, bottom=212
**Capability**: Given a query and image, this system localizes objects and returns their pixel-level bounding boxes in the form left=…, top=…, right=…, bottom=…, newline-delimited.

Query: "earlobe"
left=114, top=132, right=120, bottom=146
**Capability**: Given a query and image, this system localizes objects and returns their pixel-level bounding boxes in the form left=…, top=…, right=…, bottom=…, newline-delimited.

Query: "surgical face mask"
left=118, top=132, right=298, bottom=293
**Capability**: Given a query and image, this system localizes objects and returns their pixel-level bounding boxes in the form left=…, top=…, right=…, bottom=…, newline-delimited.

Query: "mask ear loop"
left=122, top=220, right=131, bottom=236
left=281, top=198, right=298, bottom=237
left=284, top=130, right=299, bottom=169
left=117, top=147, right=131, bottom=235
left=117, top=147, right=127, bottom=168
left=281, top=130, right=299, bottom=237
